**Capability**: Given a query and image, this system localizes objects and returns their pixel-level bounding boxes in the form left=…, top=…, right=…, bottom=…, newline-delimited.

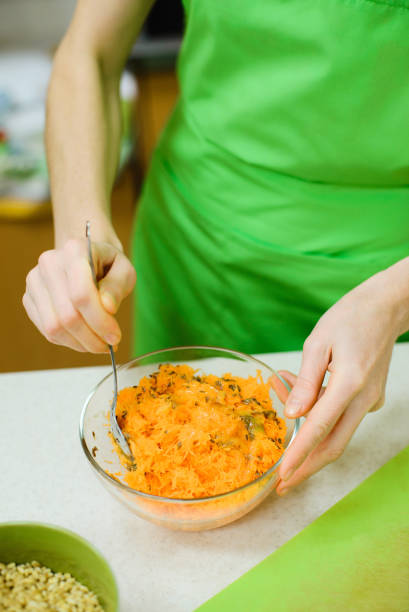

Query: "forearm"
left=46, top=45, right=122, bottom=249
left=45, top=0, right=154, bottom=249
left=24, top=0, right=150, bottom=355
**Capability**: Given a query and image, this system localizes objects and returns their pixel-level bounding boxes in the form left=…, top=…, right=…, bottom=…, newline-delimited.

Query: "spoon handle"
left=85, top=221, right=118, bottom=401
left=85, top=221, right=133, bottom=463
left=85, top=221, right=97, bottom=285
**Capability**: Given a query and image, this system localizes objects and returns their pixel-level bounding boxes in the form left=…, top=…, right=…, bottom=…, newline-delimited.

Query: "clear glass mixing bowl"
left=80, top=346, right=299, bottom=531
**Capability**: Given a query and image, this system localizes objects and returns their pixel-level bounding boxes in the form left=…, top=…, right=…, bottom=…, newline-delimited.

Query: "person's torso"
left=146, top=0, right=409, bottom=266
left=177, top=0, right=409, bottom=186
left=136, top=0, right=409, bottom=352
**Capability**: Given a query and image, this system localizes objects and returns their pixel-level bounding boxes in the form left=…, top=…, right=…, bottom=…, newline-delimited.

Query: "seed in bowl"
left=0, top=561, right=103, bottom=611
left=113, top=364, right=286, bottom=498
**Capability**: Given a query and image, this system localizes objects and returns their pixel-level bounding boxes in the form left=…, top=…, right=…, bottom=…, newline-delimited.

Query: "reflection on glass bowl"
left=80, top=346, right=299, bottom=531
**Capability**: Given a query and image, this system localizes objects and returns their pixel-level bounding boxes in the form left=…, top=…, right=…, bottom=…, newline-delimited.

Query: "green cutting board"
left=197, top=446, right=409, bottom=612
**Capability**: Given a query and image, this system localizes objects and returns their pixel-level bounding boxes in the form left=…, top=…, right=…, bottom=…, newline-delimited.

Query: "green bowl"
left=0, top=522, right=118, bottom=611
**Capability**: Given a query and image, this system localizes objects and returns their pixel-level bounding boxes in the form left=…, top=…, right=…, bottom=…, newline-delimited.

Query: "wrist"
left=54, top=211, right=122, bottom=252
left=381, top=257, right=409, bottom=336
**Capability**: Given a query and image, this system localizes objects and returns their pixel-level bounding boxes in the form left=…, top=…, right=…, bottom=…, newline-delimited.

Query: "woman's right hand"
left=23, top=238, right=136, bottom=353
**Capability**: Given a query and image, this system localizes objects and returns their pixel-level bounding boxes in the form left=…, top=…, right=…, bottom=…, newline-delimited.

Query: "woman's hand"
left=276, top=263, right=409, bottom=496
left=23, top=238, right=136, bottom=353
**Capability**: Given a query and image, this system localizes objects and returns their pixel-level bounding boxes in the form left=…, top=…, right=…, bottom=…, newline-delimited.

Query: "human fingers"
left=279, top=371, right=358, bottom=482
left=22, top=291, right=44, bottom=332
left=278, top=370, right=326, bottom=402
left=37, top=250, right=110, bottom=353
left=369, top=392, right=385, bottom=412
left=276, top=392, right=371, bottom=495
left=277, top=370, right=297, bottom=388
left=269, top=372, right=292, bottom=404
left=98, top=250, right=136, bottom=314
left=63, top=240, right=122, bottom=345
left=284, top=336, right=330, bottom=418
left=24, top=268, right=86, bottom=352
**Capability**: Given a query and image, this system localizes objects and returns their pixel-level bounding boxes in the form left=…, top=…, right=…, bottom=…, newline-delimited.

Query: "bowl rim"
left=0, top=521, right=119, bottom=609
left=0, top=521, right=118, bottom=578
left=79, top=345, right=300, bottom=504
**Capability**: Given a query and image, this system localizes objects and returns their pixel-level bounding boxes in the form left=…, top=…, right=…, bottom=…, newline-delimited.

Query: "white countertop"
left=1, top=345, right=408, bottom=612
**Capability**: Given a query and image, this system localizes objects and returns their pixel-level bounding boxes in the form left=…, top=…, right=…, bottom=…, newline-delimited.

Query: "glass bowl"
left=80, top=346, right=299, bottom=531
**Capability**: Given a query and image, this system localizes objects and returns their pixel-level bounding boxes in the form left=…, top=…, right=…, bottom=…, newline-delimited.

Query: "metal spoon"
left=85, top=221, right=134, bottom=465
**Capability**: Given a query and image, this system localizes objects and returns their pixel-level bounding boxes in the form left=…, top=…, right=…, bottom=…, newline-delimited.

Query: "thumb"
left=285, top=337, right=329, bottom=418
left=97, top=251, right=136, bottom=314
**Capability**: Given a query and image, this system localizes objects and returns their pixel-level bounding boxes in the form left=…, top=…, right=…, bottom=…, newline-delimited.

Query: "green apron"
left=132, top=0, right=409, bottom=356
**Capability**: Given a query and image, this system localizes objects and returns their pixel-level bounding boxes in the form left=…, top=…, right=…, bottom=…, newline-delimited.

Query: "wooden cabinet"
left=1, top=70, right=178, bottom=372
left=135, top=70, right=179, bottom=172
left=1, top=167, right=136, bottom=372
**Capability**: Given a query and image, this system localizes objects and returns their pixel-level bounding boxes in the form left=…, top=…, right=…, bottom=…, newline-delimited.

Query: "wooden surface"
left=0, top=69, right=179, bottom=373
left=136, top=70, right=179, bottom=171
left=0, top=165, right=137, bottom=373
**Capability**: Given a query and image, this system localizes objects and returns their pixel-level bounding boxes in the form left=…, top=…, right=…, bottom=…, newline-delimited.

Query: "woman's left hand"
left=276, top=262, right=409, bottom=496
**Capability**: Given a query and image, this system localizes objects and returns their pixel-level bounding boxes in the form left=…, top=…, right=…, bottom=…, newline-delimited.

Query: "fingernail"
left=285, top=398, right=303, bottom=417
left=107, top=334, right=120, bottom=346
left=281, top=467, right=295, bottom=482
left=277, top=487, right=290, bottom=497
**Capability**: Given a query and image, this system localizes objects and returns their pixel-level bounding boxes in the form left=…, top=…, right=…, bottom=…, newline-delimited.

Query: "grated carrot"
left=114, top=364, right=286, bottom=499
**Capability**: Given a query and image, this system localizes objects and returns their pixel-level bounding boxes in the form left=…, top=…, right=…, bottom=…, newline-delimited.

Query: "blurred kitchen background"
left=0, top=0, right=183, bottom=372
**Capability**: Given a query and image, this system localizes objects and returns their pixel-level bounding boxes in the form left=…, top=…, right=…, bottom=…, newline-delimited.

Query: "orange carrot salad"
left=115, top=364, right=286, bottom=499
